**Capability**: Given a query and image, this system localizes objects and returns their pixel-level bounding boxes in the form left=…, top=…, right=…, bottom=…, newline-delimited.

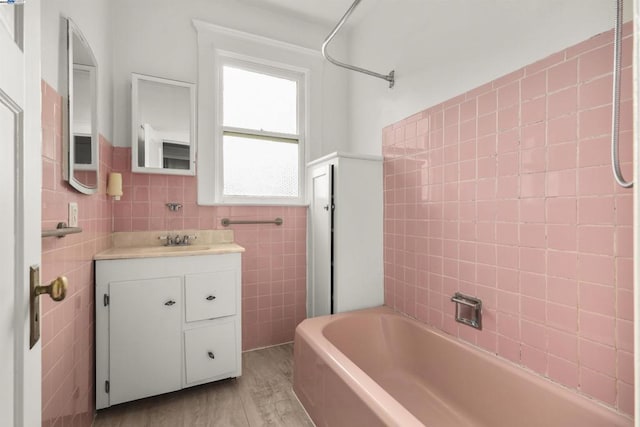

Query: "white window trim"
left=193, top=19, right=321, bottom=206
left=216, top=54, right=306, bottom=205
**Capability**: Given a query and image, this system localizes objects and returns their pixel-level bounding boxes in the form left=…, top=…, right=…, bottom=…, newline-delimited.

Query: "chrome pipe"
left=611, top=0, right=633, bottom=187
left=322, top=0, right=395, bottom=88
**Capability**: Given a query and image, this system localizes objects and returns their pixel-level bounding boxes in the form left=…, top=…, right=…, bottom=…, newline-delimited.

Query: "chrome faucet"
left=158, top=235, right=175, bottom=246
left=182, top=234, right=197, bottom=245
left=158, top=234, right=198, bottom=246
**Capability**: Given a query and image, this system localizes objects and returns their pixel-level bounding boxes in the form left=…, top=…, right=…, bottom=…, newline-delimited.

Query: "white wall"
left=110, top=0, right=350, bottom=161
left=347, top=0, right=633, bottom=155
left=42, top=0, right=626, bottom=158
left=41, top=0, right=113, bottom=141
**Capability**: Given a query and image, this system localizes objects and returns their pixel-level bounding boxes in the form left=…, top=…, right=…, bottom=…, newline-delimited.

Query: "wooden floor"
left=93, top=343, right=313, bottom=427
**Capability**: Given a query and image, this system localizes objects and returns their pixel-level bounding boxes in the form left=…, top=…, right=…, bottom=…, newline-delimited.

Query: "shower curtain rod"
left=322, top=0, right=395, bottom=88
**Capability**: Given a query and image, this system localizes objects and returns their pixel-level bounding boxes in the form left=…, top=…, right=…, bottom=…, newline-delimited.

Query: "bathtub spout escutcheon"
left=451, top=292, right=482, bottom=330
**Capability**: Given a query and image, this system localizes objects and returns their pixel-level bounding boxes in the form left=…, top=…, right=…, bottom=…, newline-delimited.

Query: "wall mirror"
left=131, top=73, right=196, bottom=175
left=65, top=18, right=99, bottom=194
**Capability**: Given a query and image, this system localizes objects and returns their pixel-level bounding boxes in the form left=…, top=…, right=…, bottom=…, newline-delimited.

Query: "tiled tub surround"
left=41, top=81, right=114, bottom=427
left=382, top=24, right=634, bottom=415
left=110, top=147, right=307, bottom=351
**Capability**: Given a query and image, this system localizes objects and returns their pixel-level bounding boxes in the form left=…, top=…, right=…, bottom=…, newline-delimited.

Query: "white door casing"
left=0, top=59, right=21, bottom=427
left=0, top=1, right=42, bottom=426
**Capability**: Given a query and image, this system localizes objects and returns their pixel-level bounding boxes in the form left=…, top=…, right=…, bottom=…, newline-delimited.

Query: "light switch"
left=69, top=202, right=79, bottom=227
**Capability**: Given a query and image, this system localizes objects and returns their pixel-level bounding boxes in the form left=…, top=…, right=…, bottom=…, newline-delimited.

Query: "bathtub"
left=293, top=307, right=632, bottom=427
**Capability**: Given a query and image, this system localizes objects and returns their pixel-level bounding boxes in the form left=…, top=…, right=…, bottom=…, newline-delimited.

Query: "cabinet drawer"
left=184, top=322, right=237, bottom=384
left=185, top=271, right=237, bottom=322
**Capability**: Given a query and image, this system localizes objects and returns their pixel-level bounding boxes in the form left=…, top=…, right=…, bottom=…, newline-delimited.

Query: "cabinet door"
left=109, top=277, right=182, bottom=405
left=185, top=271, right=237, bottom=322
left=184, top=321, right=237, bottom=384
left=310, top=164, right=333, bottom=317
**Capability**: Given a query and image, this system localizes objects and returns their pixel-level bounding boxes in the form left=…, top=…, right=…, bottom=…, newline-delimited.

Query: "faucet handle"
left=158, top=235, right=174, bottom=246
left=182, top=235, right=197, bottom=245
left=158, top=234, right=197, bottom=246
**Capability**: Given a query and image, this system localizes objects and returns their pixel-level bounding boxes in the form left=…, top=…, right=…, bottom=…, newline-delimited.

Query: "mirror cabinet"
left=131, top=74, right=196, bottom=175
left=65, top=18, right=99, bottom=194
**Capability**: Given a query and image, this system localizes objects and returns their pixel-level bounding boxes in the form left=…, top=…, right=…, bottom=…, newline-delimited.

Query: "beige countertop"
left=94, top=230, right=245, bottom=260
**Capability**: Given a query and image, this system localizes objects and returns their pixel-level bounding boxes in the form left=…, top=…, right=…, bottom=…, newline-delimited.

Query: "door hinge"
left=105, top=380, right=110, bottom=393
left=103, top=294, right=109, bottom=306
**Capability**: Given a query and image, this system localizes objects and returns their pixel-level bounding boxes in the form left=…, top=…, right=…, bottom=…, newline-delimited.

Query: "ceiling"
left=238, top=0, right=375, bottom=26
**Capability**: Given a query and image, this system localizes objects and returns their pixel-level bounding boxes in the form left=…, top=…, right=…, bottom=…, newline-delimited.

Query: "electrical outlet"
left=68, top=202, right=79, bottom=227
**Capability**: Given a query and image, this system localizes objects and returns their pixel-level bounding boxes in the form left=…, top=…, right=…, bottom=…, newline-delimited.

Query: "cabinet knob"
left=206, top=295, right=216, bottom=301
left=208, top=351, right=215, bottom=359
left=164, top=300, right=176, bottom=306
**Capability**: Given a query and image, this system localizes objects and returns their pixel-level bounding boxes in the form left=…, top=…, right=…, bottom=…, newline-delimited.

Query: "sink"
left=94, top=236, right=245, bottom=260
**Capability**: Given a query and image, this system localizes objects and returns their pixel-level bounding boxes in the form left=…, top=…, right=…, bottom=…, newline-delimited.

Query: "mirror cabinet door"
left=66, top=18, right=99, bottom=194
left=131, top=74, right=196, bottom=175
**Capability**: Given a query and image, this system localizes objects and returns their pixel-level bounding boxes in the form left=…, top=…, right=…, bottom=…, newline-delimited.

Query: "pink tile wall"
left=382, top=23, right=634, bottom=415
left=111, top=147, right=307, bottom=350
left=41, top=81, right=113, bottom=427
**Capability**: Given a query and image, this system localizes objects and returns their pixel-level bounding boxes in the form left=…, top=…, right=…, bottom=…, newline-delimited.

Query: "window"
left=194, top=20, right=322, bottom=206
left=218, top=58, right=305, bottom=203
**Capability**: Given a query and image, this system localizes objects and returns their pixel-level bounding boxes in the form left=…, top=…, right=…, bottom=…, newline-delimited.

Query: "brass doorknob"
left=35, top=276, right=68, bottom=302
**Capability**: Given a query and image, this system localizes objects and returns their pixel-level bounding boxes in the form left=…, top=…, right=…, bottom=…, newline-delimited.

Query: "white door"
left=0, top=1, right=42, bottom=426
left=310, top=164, right=333, bottom=317
left=109, top=277, right=183, bottom=405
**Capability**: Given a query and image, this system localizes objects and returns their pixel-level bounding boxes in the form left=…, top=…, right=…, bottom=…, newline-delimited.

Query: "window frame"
left=214, top=53, right=308, bottom=205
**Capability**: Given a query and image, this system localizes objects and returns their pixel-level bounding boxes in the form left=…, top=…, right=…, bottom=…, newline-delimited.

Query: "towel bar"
left=221, top=217, right=283, bottom=227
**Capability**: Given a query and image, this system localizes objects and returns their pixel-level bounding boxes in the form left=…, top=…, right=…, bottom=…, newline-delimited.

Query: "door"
left=109, top=277, right=183, bottom=405
left=0, top=1, right=42, bottom=426
left=310, top=164, right=333, bottom=317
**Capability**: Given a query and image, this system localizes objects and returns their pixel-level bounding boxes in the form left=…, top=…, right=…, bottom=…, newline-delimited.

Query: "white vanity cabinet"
left=95, top=252, right=242, bottom=409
